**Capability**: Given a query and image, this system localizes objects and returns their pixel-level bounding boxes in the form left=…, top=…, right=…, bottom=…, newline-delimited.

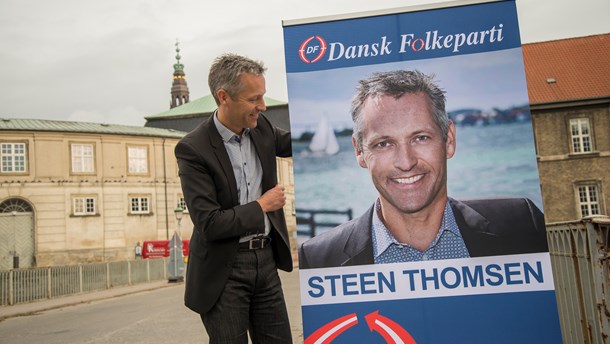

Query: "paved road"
left=0, top=270, right=304, bottom=343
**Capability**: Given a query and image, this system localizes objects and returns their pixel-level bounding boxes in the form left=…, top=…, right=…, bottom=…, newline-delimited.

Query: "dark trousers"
left=201, top=245, right=292, bottom=344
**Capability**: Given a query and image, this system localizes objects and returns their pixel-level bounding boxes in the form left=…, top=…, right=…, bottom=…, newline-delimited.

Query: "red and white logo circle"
left=299, top=36, right=327, bottom=64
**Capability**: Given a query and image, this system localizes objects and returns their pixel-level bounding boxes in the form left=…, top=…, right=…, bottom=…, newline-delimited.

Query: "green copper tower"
left=170, top=39, right=190, bottom=109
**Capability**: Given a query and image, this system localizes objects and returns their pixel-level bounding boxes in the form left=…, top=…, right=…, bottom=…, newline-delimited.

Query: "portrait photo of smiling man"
left=298, top=69, right=549, bottom=269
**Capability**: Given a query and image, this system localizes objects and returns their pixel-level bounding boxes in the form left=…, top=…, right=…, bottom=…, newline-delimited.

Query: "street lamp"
left=174, top=203, right=184, bottom=237
left=168, top=203, right=186, bottom=282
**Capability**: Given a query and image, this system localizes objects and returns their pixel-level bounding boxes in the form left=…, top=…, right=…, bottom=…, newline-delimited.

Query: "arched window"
left=0, top=198, right=33, bottom=213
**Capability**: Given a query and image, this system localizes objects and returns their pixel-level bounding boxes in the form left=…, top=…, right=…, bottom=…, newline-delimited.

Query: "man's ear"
left=446, top=120, right=457, bottom=159
left=357, top=152, right=367, bottom=168
left=217, top=89, right=229, bottom=105
left=352, top=136, right=367, bottom=168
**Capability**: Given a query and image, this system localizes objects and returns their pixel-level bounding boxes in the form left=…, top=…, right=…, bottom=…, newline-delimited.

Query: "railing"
left=547, top=216, right=610, bottom=344
left=296, top=208, right=353, bottom=238
left=0, top=258, right=168, bottom=306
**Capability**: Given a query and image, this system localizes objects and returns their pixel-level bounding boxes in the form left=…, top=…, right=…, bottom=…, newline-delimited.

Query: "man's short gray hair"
left=350, top=70, right=448, bottom=152
left=208, top=54, right=266, bottom=105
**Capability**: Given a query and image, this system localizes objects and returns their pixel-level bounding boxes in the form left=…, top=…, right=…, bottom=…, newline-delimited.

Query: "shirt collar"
left=213, top=111, right=250, bottom=143
left=372, top=199, right=462, bottom=259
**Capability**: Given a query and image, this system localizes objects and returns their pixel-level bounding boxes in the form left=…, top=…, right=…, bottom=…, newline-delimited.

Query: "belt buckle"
left=249, top=237, right=266, bottom=250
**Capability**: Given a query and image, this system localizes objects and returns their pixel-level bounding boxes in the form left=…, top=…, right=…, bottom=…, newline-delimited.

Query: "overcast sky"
left=1, top=0, right=608, bottom=127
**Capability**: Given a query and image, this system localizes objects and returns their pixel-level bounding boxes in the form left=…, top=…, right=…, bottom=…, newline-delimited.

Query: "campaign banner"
left=283, top=0, right=563, bottom=342
left=300, top=253, right=560, bottom=342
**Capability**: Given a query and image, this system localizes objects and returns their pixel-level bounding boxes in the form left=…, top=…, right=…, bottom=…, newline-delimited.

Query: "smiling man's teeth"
left=394, top=175, right=423, bottom=184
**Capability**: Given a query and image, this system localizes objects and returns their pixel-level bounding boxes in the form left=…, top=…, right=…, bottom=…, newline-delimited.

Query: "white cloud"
left=0, top=0, right=608, bottom=125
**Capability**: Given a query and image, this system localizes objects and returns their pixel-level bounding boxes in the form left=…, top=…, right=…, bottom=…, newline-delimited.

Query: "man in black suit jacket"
left=299, top=70, right=548, bottom=269
left=176, top=54, right=292, bottom=343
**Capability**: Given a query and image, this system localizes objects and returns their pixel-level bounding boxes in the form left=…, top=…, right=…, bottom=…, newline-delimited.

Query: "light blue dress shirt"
left=372, top=199, right=470, bottom=263
left=214, top=113, right=270, bottom=242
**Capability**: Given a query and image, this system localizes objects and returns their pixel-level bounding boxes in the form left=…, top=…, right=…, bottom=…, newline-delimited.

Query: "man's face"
left=218, top=72, right=266, bottom=134
left=354, top=92, right=456, bottom=216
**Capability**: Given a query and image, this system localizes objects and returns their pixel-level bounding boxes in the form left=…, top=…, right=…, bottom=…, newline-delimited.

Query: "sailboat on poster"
left=307, top=116, right=340, bottom=156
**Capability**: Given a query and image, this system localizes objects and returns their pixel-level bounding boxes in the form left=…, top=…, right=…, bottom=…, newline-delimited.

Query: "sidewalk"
left=0, top=280, right=174, bottom=321
left=0, top=270, right=304, bottom=342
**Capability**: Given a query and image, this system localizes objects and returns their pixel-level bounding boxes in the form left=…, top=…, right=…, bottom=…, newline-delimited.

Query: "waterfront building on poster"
left=525, top=33, right=610, bottom=223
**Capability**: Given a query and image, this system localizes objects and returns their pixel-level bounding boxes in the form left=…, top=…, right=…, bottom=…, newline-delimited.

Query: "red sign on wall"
left=142, top=240, right=189, bottom=259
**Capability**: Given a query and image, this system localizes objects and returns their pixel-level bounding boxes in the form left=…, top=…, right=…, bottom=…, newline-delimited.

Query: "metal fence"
left=296, top=208, right=353, bottom=238
left=0, top=258, right=168, bottom=306
left=547, top=216, right=610, bottom=344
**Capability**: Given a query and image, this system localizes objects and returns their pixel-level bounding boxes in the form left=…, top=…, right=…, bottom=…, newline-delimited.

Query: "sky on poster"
left=287, top=48, right=528, bottom=135
left=0, top=0, right=608, bottom=126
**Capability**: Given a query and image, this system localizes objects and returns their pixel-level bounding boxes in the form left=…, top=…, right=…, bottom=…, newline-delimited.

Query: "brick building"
left=524, top=33, right=610, bottom=223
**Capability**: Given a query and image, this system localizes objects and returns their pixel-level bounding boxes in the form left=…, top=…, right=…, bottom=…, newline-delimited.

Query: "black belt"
left=239, top=237, right=271, bottom=250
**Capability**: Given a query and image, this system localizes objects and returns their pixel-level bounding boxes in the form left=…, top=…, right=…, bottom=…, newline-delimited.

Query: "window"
left=71, top=143, right=94, bottom=173
left=0, top=198, right=33, bottom=213
left=177, top=196, right=188, bottom=213
left=1, top=143, right=27, bottom=173
left=570, top=118, right=593, bottom=153
left=73, top=196, right=96, bottom=215
left=578, top=185, right=601, bottom=218
left=128, top=146, right=148, bottom=174
left=129, top=196, right=150, bottom=214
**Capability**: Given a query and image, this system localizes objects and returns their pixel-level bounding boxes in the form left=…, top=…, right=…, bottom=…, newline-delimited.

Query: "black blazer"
left=175, top=114, right=292, bottom=314
left=299, top=198, right=548, bottom=269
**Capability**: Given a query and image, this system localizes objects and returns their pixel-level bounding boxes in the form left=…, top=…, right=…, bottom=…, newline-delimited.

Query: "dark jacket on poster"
left=299, top=197, right=548, bottom=269
left=175, top=114, right=293, bottom=314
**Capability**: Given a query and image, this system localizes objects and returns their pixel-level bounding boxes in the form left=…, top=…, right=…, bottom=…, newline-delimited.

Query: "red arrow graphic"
left=365, top=311, right=417, bottom=344
left=304, top=313, right=359, bottom=344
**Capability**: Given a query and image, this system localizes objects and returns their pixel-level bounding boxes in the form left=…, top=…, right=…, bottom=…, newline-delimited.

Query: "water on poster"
left=293, top=122, right=542, bottom=240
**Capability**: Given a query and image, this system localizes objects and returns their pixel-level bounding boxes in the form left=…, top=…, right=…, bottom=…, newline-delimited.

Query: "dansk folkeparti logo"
left=297, top=24, right=505, bottom=64
left=298, top=36, right=328, bottom=63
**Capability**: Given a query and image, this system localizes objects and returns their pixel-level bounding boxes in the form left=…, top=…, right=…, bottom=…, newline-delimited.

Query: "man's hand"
left=257, top=184, right=286, bottom=212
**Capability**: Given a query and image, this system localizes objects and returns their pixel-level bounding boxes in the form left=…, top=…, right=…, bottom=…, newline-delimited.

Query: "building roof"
left=0, top=118, right=186, bottom=138
left=145, top=94, right=287, bottom=120
left=523, top=33, right=610, bottom=105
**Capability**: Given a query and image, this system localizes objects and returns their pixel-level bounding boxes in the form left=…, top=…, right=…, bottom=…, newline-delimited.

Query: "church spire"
left=170, top=39, right=190, bottom=109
